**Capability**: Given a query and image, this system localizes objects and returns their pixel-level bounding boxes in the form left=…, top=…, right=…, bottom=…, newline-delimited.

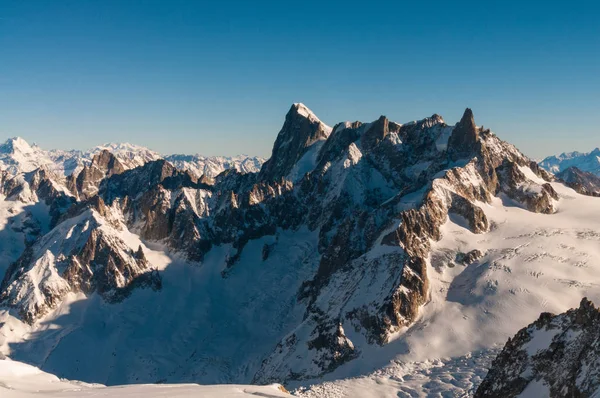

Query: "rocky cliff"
left=476, top=298, right=600, bottom=398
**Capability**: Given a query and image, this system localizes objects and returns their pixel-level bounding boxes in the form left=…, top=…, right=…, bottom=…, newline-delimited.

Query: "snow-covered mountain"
left=0, top=137, right=263, bottom=180
left=1, top=104, right=600, bottom=396
left=165, top=154, right=265, bottom=179
left=539, top=148, right=600, bottom=175
left=0, top=137, right=57, bottom=175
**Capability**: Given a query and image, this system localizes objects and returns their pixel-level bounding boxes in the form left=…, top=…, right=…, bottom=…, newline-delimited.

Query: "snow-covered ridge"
left=0, top=137, right=265, bottom=178
left=0, top=359, right=291, bottom=397
left=164, top=153, right=265, bottom=178
left=293, top=102, right=332, bottom=131
left=539, top=147, right=600, bottom=175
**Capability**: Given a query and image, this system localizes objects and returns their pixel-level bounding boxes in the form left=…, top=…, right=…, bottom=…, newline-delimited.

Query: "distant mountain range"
left=539, top=148, right=600, bottom=176
left=538, top=148, right=600, bottom=196
left=0, top=137, right=265, bottom=179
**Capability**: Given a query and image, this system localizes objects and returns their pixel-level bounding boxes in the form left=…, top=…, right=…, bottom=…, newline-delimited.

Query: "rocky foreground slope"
left=0, top=104, right=594, bottom=388
left=555, top=166, right=600, bottom=197
left=476, top=298, right=600, bottom=398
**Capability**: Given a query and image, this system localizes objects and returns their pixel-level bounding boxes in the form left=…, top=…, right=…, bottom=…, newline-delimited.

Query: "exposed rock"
left=497, top=160, right=558, bottom=214
left=556, top=166, right=600, bottom=197
left=456, top=249, right=484, bottom=265
left=0, top=209, right=159, bottom=324
left=475, top=298, right=600, bottom=398
left=67, top=150, right=125, bottom=200
left=447, top=108, right=480, bottom=160
left=259, top=103, right=331, bottom=181
left=361, top=115, right=389, bottom=151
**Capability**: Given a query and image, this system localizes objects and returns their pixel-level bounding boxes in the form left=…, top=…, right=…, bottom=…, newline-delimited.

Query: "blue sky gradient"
left=0, top=1, right=598, bottom=158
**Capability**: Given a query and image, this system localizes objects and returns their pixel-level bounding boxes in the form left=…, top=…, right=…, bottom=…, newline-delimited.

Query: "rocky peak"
left=91, top=149, right=126, bottom=175
left=99, top=159, right=177, bottom=204
left=430, top=113, right=444, bottom=124
left=447, top=108, right=480, bottom=160
left=361, top=115, right=389, bottom=150
left=259, top=103, right=332, bottom=181
left=67, top=150, right=126, bottom=200
left=0, top=206, right=160, bottom=324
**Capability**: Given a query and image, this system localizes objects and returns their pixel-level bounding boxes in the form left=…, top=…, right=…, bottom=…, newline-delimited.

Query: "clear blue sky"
left=1, top=1, right=598, bottom=158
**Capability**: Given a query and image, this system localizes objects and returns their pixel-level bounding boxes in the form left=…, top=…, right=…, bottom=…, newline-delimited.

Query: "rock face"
left=475, top=298, right=600, bottom=398
left=496, top=160, right=559, bottom=214
left=0, top=199, right=160, bottom=324
left=556, top=166, right=600, bottom=197
left=67, top=150, right=126, bottom=200
left=447, top=108, right=480, bottom=160
left=0, top=104, right=562, bottom=384
left=259, top=103, right=332, bottom=181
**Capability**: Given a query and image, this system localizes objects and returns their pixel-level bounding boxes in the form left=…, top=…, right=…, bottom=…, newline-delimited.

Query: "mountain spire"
left=259, top=103, right=331, bottom=181
left=447, top=108, right=480, bottom=160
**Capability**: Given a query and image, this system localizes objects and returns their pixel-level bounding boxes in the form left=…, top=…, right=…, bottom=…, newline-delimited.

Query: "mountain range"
left=0, top=104, right=599, bottom=397
left=539, top=148, right=600, bottom=176
left=0, top=137, right=265, bottom=179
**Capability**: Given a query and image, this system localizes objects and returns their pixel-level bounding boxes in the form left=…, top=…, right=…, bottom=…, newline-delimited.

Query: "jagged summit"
left=0, top=136, right=264, bottom=179
left=447, top=107, right=480, bottom=160
left=291, top=102, right=329, bottom=126
left=259, top=103, right=332, bottom=181
left=556, top=166, right=600, bottom=196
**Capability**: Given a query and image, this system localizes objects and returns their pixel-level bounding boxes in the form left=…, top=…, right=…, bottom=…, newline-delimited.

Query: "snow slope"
left=0, top=359, right=291, bottom=397
left=295, top=179, right=600, bottom=397
left=0, top=227, right=320, bottom=386
left=0, top=138, right=57, bottom=175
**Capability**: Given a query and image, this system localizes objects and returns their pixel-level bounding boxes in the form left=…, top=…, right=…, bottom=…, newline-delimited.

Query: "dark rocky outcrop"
left=557, top=166, right=600, bottom=197
left=0, top=211, right=160, bottom=324
left=67, top=150, right=125, bottom=200
left=259, top=103, right=330, bottom=182
left=447, top=108, right=480, bottom=160
left=456, top=249, right=484, bottom=265
left=476, top=298, right=600, bottom=398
